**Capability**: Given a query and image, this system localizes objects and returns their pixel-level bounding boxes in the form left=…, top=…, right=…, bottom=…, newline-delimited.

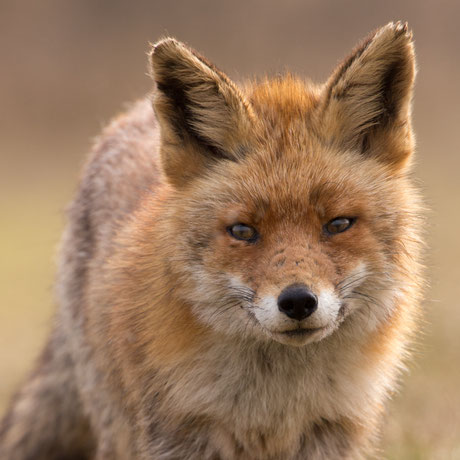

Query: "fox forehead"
left=185, top=77, right=395, bottom=219
left=196, top=145, right=391, bottom=226
left=248, top=76, right=321, bottom=130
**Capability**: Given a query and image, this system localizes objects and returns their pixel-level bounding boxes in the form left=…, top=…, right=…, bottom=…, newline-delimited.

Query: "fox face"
left=148, top=22, right=419, bottom=347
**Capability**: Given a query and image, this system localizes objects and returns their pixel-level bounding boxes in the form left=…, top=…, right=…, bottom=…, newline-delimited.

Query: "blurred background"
left=0, top=1, right=458, bottom=458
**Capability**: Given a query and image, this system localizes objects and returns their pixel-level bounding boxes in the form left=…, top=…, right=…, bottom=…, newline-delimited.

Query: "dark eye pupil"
left=325, top=218, right=354, bottom=235
left=229, top=224, right=257, bottom=241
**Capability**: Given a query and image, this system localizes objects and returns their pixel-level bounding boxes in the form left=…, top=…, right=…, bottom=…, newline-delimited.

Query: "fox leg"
left=0, top=331, right=95, bottom=460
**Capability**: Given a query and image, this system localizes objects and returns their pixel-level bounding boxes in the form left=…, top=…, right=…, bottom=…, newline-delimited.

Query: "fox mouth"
left=277, top=327, right=325, bottom=337
left=242, top=307, right=330, bottom=344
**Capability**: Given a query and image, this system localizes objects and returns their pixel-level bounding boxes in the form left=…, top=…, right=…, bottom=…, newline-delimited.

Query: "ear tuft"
left=319, top=22, right=416, bottom=169
left=149, top=38, right=254, bottom=186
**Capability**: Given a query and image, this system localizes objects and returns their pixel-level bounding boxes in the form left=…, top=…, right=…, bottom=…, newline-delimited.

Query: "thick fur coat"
left=0, top=22, right=423, bottom=459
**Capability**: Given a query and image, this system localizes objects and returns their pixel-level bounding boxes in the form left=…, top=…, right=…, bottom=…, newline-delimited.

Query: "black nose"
left=277, top=284, right=318, bottom=321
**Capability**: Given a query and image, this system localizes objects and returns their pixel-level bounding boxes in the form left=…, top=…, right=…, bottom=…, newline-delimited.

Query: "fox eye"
left=227, top=223, right=259, bottom=242
left=324, top=217, right=356, bottom=235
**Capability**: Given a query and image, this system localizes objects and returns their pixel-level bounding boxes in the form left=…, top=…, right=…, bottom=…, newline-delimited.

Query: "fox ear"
left=150, top=38, right=254, bottom=186
left=319, top=22, right=416, bottom=170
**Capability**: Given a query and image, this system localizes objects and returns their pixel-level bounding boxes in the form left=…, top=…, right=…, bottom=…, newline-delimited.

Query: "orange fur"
left=0, top=22, right=423, bottom=460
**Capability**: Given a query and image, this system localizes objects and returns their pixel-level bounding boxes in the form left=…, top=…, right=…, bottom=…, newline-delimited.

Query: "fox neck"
left=133, top=297, right=401, bottom=456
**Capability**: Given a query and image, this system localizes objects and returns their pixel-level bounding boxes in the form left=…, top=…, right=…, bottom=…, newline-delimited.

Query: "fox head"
left=146, top=23, right=420, bottom=347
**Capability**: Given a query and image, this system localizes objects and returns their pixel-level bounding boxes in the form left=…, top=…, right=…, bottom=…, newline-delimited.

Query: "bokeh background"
left=1, top=1, right=459, bottom=458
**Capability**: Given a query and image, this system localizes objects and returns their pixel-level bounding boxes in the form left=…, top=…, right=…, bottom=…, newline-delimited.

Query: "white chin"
left=267, top=326, right=332, bottom=346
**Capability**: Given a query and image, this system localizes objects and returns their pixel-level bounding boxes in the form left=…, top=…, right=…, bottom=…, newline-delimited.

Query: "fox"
left=0, top=22, right=423, bottom=459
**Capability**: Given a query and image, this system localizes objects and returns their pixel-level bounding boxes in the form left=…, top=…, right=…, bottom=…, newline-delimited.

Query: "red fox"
left=0, top=22, right=423, bottom=459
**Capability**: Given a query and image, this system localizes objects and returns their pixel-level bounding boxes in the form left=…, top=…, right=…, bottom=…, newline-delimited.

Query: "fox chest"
left=155, top=356, right=352, bottom=460
left=159, top=348, right=351, bottom=455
